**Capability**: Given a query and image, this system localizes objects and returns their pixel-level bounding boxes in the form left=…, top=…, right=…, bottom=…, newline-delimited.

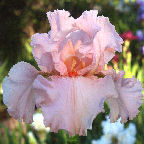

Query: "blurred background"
left=0, top=0, right=144, bottom=143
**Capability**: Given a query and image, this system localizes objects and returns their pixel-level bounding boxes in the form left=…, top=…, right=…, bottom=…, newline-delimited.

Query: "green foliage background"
left=0, top=0, right=144, bottom=144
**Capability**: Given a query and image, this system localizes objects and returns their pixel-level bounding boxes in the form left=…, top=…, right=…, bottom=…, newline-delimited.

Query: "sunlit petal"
left=2, top=62, right=38, bottom=123
left=33, top=75, right=117, bottom=136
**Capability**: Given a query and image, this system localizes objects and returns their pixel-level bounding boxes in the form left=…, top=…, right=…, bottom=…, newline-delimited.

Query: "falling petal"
left=107, top=71, right=143, bottom=123
left=33, top=75, right=117, bottom=136
left=2, top=62, right=38, bottom=123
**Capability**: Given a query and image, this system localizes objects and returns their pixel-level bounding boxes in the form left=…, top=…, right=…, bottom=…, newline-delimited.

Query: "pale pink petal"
left=75, top=10, right=100, bottom=38
left=33, top=75, right=117, bottom=136
left=84, top=17, right=123, bottom=74
left=60, top=40, right=75, bottom=62
left=78, top=38, right=101, bottom=75
left=59, top=30, right=97, bottom=75
left=75, top=13, right=123, bottom=75
left=31, top=33, right=55, bottom=72
left=2, top=62, right=38, bottom=123
left=31, top=33, right=49, bottom=52
left=39, top=52, right=54, bottom=72
left=59, top=31, right=93, bottom=75
left=97, top=16, right=123, bottom=52
left=31, top=33, right=67, bottom=75
left=50, top=51, right=67, bottom=75
left=60, top=30, right=90, bottom=50
left=96, top=16, right=123, bottom=66
left=47, top=10, right=74, bottom=39
left=107, top=71, right=143, bottom=123
left=78, top=16, right=123, bottom=75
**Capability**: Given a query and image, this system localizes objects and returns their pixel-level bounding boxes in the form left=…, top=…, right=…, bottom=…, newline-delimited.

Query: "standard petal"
left=85, top=17, right=124, bottom=75
left=75, top=14, right=123, bottom=75
left=78, top=38, right=101, bottom=75
left=60, top=40, right=75, bottom=62
left=107, top=71, right=143, bottom=123
left=75, top=10, right=100, bottom=38
left=31, top=33, right=55, bottom=72
left=47, top=10, right=74, bottom=39
left=96, top=16, right=123, bottom=53
left=96, top=16, right=123, bottom=66
left=2, top=62, right=38, bottom=123
left=33, top=75, right=117, bottom=136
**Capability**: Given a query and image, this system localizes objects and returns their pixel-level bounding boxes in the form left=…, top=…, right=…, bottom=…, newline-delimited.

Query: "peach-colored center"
left=64, top=56, right=85, bottom=77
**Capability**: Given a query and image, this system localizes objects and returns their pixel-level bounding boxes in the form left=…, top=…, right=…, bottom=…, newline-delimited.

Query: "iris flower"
left=2, top=10, right=143, bottom=136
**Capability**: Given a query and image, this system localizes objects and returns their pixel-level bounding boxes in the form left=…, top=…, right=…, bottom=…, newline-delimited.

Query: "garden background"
left=0, top=0, right=144, bottom=143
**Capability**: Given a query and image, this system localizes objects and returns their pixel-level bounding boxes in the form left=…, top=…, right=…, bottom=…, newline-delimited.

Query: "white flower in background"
left=118, top=123, right=136, bottom=144
left=92, top=116, right=136, bottom=144
left=102, top=116, right=124, bottom=135
left=32, top=113, right=50, bottom=132
left=27, top=131, right=37, bottom=144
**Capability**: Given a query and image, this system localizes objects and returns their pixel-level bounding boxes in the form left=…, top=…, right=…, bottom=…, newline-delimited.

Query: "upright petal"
left=33, top=75, right=117, bottom=136
left=78, top=38, right=101, bottom=75
left=47, top=10, right=74, bottom=39
left=85, top=17, right=124, bottom=75
left=31, top=33, right=54, bottom=72
left=31, top=33, right=68, bottom=75
left=96, top=16, right=123, bottom=53
left=96, top=16, right=123, bottom=67
left=60, top=40, right=75, bottom=62
left=107, top=71, right=143, bottom=123
left=75, top=13, right=123, bottom=75
left=75, top=10, right=100, bottom=38
left=2, top=62, right=38, bottom=123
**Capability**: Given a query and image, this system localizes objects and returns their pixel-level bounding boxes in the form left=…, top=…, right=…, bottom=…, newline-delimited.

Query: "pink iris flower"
left=2, top=10, right=143, bottom=136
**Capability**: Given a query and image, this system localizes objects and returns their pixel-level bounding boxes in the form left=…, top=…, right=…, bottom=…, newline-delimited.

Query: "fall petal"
left=107, top=71, right=143, bottom=123
left=2, top=62, right=38, bottom=123
left=33, top=75, right=117, bottom=136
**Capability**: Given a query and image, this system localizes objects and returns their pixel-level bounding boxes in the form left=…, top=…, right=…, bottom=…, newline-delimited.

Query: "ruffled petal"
left=75, top=10, right=100, bottom=38
left=47, top=10, right=74, bottom=40
left=60, top=40, right=75, bottom=62
left=107, top=71, right=143, bottom=123
left=31, top=33, right=55, bottom=72
left=96, top=16, right=123, bottom=66
left=96, top=16, right=123, bottom=53
left=75, top=13, right=123, bottom=75
left=50, top=51, right=68, bottom=75
left=78, top=38, right=101, bottom=75
left=2, top=62, right=38, bottom=123
left=33, top=75, right=117, bottom=136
